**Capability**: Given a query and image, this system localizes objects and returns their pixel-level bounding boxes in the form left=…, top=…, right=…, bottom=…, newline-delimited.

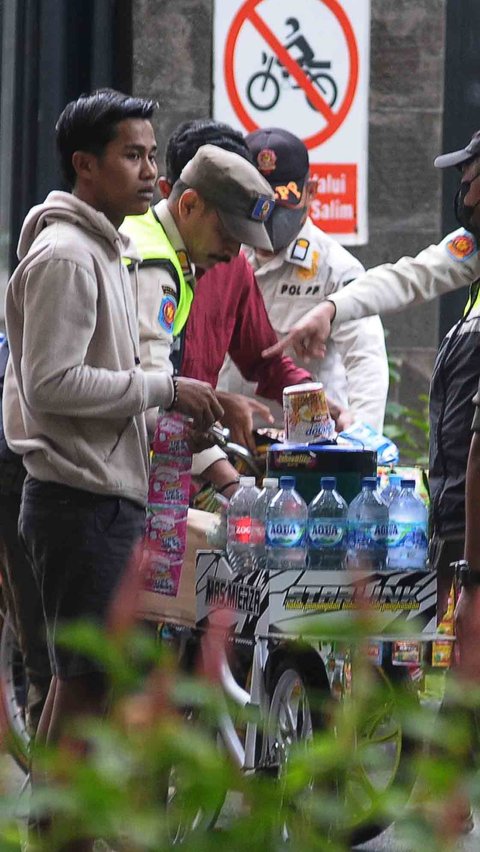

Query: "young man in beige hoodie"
left=3, top=89, right=224, bottom=845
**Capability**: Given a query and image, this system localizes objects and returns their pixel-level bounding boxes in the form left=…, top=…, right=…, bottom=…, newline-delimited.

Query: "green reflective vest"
left=122, top=207, right=193, bottom=335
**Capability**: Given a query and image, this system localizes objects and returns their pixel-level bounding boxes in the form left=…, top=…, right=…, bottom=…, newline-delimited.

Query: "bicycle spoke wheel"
left=0, top=616, right=30, bottom=772
left=339, top=663, right=418, bottom=846
left=268, top=654, right=418, bottom=847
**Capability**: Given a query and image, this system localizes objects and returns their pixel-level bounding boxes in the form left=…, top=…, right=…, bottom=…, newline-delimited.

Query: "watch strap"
left=451, top=559, right=480, bottom=588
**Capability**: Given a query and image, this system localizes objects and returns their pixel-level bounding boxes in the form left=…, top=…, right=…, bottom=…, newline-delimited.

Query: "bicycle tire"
left=268, top=654, right=418, bottom=846
left=247, top=71, right=280, bottom=111
left=0, top=616, right=30, bottom=772
left=306, top=73, right=338, bottom=109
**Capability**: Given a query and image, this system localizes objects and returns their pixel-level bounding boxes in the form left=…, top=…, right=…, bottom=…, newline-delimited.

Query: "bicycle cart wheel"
left=268, top=655, right=417, bottom=846
left=0, top=616, right=30, bottom=772
left=339, top=663, right=417, bottom=846
left=306, top=73, right=338, bottom=109
left=247, top=72, right=280, bottom=111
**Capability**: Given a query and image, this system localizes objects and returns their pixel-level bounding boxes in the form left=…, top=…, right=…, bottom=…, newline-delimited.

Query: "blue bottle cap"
left=280, top=475, right=295, bottom=489
left=389, top=474, right=402, bottom=485
left=321, top=476, right=336, bottom=490
left=361, top=476, right=377, bottom=489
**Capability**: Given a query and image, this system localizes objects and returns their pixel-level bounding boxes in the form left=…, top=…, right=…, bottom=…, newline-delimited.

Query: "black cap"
left=434, top=130, right=480, bottom=169
left=246, top=128, right=309, bottom=205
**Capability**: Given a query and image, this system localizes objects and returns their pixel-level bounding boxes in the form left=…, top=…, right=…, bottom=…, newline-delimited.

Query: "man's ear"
left=158, top=176, right=172, bottom=199
left=71, top=150, right=96, bottom=182
left=177, top=188, right=203, bottom=221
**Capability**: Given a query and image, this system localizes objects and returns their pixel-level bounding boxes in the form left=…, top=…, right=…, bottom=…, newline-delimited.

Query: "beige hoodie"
left=4, top=191, right=174, bottom=506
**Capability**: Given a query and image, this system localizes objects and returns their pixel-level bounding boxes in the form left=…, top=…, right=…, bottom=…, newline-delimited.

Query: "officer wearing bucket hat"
left=217, top=127, right=389, bottom=433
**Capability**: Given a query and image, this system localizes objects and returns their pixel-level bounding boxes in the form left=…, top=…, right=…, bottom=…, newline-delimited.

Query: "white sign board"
left=213, top=0, right=371, bottom=245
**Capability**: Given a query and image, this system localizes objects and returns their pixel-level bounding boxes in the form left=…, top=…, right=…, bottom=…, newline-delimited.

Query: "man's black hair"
left=56, top=88, right=157, bottom=188
left=165, top=118, right=252, bottom=184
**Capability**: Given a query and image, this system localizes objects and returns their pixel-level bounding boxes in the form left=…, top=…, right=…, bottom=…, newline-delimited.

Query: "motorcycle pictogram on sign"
left=224, top=0, right=359, bottom=149
left=246, top=17, right=338, bottom=112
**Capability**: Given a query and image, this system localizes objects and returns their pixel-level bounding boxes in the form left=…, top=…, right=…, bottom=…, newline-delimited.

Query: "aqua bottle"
left=266, top=476, right=307, bottom=571
left=308, top=476, right=348, bottom=570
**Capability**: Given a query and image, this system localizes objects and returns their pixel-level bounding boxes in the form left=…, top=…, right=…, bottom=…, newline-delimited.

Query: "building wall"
left=132, top=0, right=447, bottom=414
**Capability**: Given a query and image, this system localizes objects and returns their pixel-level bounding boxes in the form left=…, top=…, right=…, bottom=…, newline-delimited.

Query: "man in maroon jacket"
left=161, top=119, right=346, bottom=452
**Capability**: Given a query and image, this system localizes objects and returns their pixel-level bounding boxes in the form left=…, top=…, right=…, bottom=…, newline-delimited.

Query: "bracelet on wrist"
left=165, top=377, right=179, bottom=411
left=217, top=478, right=240, bottom=495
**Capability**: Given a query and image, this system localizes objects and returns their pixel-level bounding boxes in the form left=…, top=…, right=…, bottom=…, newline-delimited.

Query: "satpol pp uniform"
left=218, top=217, right=389, bottom=432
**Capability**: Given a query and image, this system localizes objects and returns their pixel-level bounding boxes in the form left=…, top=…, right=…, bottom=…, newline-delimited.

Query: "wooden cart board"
left=137, top=509, right=218, bottom=625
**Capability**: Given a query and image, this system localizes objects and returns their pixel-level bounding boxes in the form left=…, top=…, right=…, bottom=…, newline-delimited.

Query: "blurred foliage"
left=0, top=618, right=476, bottom=851
left=384, top=350, right=430, bottom=466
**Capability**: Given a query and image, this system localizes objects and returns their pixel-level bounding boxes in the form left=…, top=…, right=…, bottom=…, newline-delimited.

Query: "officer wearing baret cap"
left=217, top=127, right=389, bottom=433
left=121, top=144, right=275, bottom=438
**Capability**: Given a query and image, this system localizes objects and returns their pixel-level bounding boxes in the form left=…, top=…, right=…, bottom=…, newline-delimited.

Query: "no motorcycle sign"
left=213, top=0, right=371, bottom=244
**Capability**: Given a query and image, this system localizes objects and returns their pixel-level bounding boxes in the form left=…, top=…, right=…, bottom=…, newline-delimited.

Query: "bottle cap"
left=361, top=476, right=377, bottom=489
left=262, top=477, right=279, bottom=488
left=280, top=475, right=295, bottom=489
left=321, top=476, right=336, bottom=489
left=239, top=476, right=256, bottom=487
left=389, top=474, right=402, bottom=485
left=401, top=479, right=416, bottom=488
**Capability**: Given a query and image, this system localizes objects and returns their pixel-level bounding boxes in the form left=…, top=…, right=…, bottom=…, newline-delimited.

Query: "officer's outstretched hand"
left=174, top=377, right=224, bottom=432
left=261, top=300, right=335, bottom=363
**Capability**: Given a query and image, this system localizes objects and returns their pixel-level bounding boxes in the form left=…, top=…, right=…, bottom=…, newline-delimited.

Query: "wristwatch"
left=451, top=559, right=480, bottom=588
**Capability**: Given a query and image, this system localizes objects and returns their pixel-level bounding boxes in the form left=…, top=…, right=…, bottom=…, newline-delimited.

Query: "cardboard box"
left=267, top=442, right=377, bottom=504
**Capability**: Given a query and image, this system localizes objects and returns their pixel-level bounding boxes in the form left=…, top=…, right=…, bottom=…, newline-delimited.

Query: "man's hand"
left=186, top=429, right=216, bottom=454
left=216, top=391, right=274, bottom=455
left=326, top=397, right=355, bottom=432
left=174, top=377, right=224, bottom=432
left=336, top=410, right=355, bottom=432
left=261, top=300, right=336, bottom=362
left=454, top=587, right=480, bottom=682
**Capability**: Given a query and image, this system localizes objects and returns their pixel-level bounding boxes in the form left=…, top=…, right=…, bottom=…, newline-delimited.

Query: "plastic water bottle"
left=347, top=476, right=388, bottom=571
left=381, top=474, right=402, bottom=507
left=266, top=476, right=307, bottom=570
left=307, top=476, right=348, bottom=570
left=251, top=477, right=279, bottom=569
left=388, top=479, right=428, bottom=571
left=226, top=476, right=260, bottom=573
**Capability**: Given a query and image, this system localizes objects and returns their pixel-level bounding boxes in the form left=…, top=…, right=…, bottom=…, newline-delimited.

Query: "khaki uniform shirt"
left=218, top=217, right=389, bottom=432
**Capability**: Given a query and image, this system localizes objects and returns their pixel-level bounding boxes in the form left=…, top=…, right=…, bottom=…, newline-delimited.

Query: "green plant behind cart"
left=384, top=395, right=430, bottom=468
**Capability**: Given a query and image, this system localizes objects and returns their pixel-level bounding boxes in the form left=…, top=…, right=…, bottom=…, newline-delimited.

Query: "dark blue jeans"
left=19, top=477, right=145, bottom=679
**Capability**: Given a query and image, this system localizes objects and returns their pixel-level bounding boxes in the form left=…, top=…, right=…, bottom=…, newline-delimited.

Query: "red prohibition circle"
left=224, top=0, right=359, bottom=149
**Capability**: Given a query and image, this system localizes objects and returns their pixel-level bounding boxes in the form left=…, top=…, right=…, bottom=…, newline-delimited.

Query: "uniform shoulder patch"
left=444, top=231, right=479, bottom=262
left=296, top=250, right=320, bottom=281
left=158, top=294, right=177, bottom=333
left=176, top=249, right=193, bottom=278
left=290, top=238, right=310, bottom=262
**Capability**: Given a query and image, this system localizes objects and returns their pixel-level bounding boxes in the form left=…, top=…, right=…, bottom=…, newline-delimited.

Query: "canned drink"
left=283, top=382, right=335, bottom=444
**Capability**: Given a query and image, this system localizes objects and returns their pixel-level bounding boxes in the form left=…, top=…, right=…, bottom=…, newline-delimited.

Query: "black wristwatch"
left=451, top=559, right=480, bottom=588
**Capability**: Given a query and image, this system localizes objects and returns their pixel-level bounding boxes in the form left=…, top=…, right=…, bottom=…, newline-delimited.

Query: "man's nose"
left=142, top=157, right=157, bottom=180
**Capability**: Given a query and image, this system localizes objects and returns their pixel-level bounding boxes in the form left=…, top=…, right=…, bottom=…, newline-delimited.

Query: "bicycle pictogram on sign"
left=224, top=0, right=359, bottom=149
